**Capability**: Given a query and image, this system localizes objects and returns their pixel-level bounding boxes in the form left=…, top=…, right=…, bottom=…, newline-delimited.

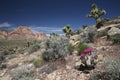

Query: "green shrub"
left=110, top=34, right=120, bottom=44
left=90, top=57, right=120, bottom=80
left=0, top=54, right=5, bottom=64
left=11, top=65, right=34, bottom=80
left=19, top=77, right=35, bottom=80
left=7, top=54, right=16, bottom=59
left=81, top=26, right=96, bottom=43
left=18, top=48, right=25, bottom=54
left=76, top=43, right=89, bottom=55
left=38, top=64, right=57, bottom=74
left=27, top=44, right=40, bottom=54
left=89, top=71, right=103, bottom=80
left=0, top=49, right=9, bottom=63
left=33, top=58, right=42, bottom=67
left=41, top=36, right=70, bottom=61
left=67, top=43, right=75, bottom=54
left=96, top=30, right=108, bottom=38
left=0, top=49, right=9, bottom=56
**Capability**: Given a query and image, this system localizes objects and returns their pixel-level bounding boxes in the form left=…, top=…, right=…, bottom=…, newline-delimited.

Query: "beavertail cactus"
left=80, top=47, right=98, bottom=67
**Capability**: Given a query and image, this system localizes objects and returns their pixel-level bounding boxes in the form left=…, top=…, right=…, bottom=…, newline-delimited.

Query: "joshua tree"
left=50, top=32, right=59, bottom=38
left=62, top=25, right=72, bottom=38
left=87, top=3, right=106, bottom=24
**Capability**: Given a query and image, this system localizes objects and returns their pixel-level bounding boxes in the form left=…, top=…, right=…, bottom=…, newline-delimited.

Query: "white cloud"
left=30, top=26, right=63, bottom=34
left=0, top=22, right=11, bottom=28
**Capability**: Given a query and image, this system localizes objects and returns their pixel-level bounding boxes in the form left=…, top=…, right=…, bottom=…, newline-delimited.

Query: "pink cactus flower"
left=84, top=47, right=93, bottom=53
left=80, top=53, right=86, bottom=57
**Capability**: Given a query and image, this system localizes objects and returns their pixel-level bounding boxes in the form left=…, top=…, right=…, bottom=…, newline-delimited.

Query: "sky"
left=0, top=0, right=120, bottom=34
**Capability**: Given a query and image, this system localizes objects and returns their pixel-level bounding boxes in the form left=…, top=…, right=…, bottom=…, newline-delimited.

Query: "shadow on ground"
left=74, top=64, right=95, bottom=74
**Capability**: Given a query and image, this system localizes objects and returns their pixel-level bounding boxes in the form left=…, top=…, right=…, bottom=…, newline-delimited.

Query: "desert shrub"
left=0, top=49, right=17, bottom=60
left=11, top=65, right=34, bottom=80
left=27, top=44, right=40, bottom=54
left=33, top=58, right=43, bottom=67
left=72, top=29, right=81, bottom=35
left=41, top=36, right=70, bottom=61
left=81, top=26, right=96, bottom=43
left=7, top=54, right=16, bottom=59
left=0, top=50, right=9, bottom=64
left=110, top=34, right=120, bottom=44
left=89, top=71, right=104, bottom=80
left=0, top=40, right=28, bottom=51
left=18, top=48, right=25, bottom=54
left=0, top=63, right=7, bottom=69
left=76, top=43, right=89, bottom=55
left=116, top=25, right=120, bottom=29
left=88, top=31, right=95, bottom=43
left=38, top=64, right=57, bottom=74
left=25, top=55, right=36, bottom=63
left=18, top=77, right=35, bottom=80
left=90, top=57, right=120, bottom=80
left=67, top=43, right=75, bottom=54
left=0, top=49, right=9, bottom=56
left=9, top=50, right=16, bottom=55
left=0, top=54, right=5, bottom=64
left=96, top=30, right=108, bottom=38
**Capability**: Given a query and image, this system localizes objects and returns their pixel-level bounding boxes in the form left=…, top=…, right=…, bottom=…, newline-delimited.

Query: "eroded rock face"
left=35, top=32, right=47, bottom=40
left=8, top=26, right=35, bottom=40
left=0, top=30, right=7, bottom=40
left=0, top=26, right=47, bottom=40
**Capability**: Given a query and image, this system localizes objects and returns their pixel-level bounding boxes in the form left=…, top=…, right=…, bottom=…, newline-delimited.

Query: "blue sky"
left=0, top=0, right=120, bottom=34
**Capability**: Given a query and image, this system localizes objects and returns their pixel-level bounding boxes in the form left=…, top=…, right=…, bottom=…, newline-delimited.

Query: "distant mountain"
left=0, top=26, right=47, bottom=40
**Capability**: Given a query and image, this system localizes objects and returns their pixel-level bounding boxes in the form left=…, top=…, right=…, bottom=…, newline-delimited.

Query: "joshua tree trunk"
left=96, top=18, right=101, bottom=24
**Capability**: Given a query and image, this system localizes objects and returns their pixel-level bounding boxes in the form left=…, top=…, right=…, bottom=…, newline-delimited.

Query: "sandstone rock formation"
left=0, top=26, right=47, bottom=40
left=0, top=30, right=7, bottom=40
left=35, top=32, right=47, bottom=40
left=8, top=26, right=35, bottom=40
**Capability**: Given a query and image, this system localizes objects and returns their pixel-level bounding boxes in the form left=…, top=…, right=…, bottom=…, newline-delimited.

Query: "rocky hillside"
left=0, top=17, right=120, bottom=80
left=0, top=26, right=47, bottom=40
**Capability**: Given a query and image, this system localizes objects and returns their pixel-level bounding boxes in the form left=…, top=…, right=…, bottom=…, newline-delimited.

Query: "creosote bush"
left=27, top=44, right=41, bottom=54
left=81, top=26, right=96, bottom=43
left=67, top=43, right=75, bottom=54
left=18, top=77, right=35, bottom=80
left=33, top=58, right=43, bottom=67
left=41, top=36, right=70, bottom=61
left=96, top=30, right=108, bottom=38
left=110, top=34, right=120, bottom=44
left=11, top=65, right=34, bottom=80
left=90, top=57, right=120, bottom=80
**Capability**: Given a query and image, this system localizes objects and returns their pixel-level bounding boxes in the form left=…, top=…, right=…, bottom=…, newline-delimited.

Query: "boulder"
left=108, top=27, right=120, bottom=36
left=69, top=35, right=81, bottom=46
